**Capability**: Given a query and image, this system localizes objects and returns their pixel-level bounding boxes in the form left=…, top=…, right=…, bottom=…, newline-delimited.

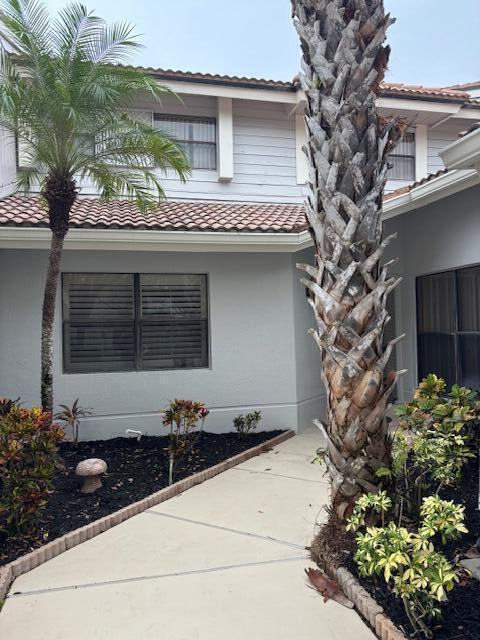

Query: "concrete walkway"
left=0, top=429, right=375, bottom=640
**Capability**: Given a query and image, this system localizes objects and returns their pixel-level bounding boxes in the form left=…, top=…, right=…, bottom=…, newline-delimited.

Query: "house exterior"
left=0, top=66, right=479, bottom=439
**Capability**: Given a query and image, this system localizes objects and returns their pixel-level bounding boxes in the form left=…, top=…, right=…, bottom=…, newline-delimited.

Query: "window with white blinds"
left=63, top=273, right=209, bottom=373
left=153, top=114, right=216, bottom=170
left=388, top=132, right=415, bottom=181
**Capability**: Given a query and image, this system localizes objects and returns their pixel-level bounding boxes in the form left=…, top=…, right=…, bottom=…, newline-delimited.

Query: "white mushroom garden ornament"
left=75, top=458, right=107, bottom=493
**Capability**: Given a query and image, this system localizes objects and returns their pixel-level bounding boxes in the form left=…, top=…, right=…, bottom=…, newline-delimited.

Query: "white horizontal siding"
left=427, top=124, right=461, bottom=174
left=70, top=94, right=305, bottom=203
left=230, top=99, right=303, bottom=202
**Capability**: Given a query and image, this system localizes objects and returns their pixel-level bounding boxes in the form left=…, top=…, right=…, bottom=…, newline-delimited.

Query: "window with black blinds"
left=416, top=266, right=480, bottom=389
left=153, top=114, right=216, bottom=170
left=63, top=273, right=209, bottom=373
left=388, top=132, right=415, bottom=181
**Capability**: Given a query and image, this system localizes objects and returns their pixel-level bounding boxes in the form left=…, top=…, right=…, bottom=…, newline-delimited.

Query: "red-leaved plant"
left=161, top=399, right=209, bottom=485
left=0, top=402, right=64, bottom=538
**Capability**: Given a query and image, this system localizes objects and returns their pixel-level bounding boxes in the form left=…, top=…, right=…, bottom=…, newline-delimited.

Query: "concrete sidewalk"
left=0, top=429, right=375, bottom=640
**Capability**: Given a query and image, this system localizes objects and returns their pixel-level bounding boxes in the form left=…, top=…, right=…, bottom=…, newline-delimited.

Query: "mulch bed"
left=345, top=452, right=480, bottom=640
left=1, top=430, right=284, bottom=566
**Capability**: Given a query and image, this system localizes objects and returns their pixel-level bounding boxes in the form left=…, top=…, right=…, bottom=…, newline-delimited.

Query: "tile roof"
left=130, top=66, right=296, bottom=91
left=0, top=196, right=308, bottom=234
left=445, top=81, right=480, bottom=91
left=383, top=169, right=449, bottom=201
left=380, top=82, right=471, bottom=101
left=130, top=67, right=478, bottom=104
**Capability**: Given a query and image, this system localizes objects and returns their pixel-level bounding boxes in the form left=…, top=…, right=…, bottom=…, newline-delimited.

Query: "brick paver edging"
left=333, top=566, right=407, bottom=640
left=0, top=429, right=294, bottom=603
left=316, top=548, right=406, bottom=639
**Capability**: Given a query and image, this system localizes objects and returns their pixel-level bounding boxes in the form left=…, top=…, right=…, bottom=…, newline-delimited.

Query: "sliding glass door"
left=416, top=265, right=480, bottom=389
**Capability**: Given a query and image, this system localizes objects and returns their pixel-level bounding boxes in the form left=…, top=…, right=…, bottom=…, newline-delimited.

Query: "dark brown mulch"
left=344, top=452, right=480, bottom=640
left=0, top=430, right=284, bottom=566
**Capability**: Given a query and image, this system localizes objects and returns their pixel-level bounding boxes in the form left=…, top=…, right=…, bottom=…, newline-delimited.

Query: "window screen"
left=154, top=115, right=216, bottom=170
left=388, top=132, right=415, bottom=181
left=63, top=273, right=209, bottom=373
left=416, top=266, right=480, bottom=389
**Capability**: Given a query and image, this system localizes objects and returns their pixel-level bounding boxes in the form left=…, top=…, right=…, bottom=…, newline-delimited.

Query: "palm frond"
left=52, top=3, right=103, bottom=63
left=16, top=165, right=44, bottom=192
left=82, top=161, right=166, bottom=210
left=0, top=0, right=190, bottom=201
left=0, top=0, right=52, bottom=56
left=88, top=20, right=141, bottom=65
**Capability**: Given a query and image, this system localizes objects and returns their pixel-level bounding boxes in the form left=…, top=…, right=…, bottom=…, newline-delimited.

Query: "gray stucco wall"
left=291, top=248, right=324, bottom=428
left=0, top=247, right=323, bottom=439
left=385, top=185, right=480, bottom=400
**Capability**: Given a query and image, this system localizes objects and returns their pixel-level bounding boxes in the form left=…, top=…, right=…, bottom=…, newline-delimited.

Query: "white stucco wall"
left=0, top=247, right=323, bottom=438
left=385, top=185, right=480, bottom=399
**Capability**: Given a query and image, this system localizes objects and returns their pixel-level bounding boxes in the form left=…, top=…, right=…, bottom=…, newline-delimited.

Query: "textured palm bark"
left=40, top=177, right=77, bottom=414
left=291, top=0, right=406, bottom=519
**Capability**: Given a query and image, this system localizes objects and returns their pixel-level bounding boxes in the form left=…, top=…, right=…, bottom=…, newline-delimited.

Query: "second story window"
left=388, top=132, right=415, bottom=181
left=154, top=115, right=216, bottom=170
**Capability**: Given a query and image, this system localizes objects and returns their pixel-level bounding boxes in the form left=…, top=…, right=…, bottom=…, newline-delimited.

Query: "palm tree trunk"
left=40, top=230, right=66, bottom=413
left=291, top=0, right=406, bottom=520
left=40, top=176, right=77, bottom=414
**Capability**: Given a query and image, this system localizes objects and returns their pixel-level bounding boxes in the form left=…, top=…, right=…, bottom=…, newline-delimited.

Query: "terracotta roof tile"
left=0, top=196, right=308, bottom=234
left=380, top=82, right=471, bottom=101
left=445, top=81, right=480, bottom=91
left=128, top=66, right=478, bottom=104
left=128, top=66, right=295, bottom=91
left=384, top=169, right=449, bottom=201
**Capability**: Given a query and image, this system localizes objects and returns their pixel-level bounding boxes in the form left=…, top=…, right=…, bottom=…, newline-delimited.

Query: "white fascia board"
left=440, top=128, right=480, bottom=170
left=376, top=96, right=461, bottom=116
left=450, top=107, right=480, bottom=121
left=0, top=227, right=313, bottom=253
left=383, top=169, right=479, bottom=219
left=160, top=79, right=299, bottom=104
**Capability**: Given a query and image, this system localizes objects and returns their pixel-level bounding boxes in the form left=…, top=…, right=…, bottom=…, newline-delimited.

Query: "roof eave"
left=0, top=226, right=313, bottom=253
left=440, top=127, right=480, bottom=170
left=382, top=168, right=480, bottom=220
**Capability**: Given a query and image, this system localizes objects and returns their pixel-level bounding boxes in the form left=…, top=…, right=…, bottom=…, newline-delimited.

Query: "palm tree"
left=291, top=0, right=406, bottom=520
left=0, top=0, right=190, bottom=414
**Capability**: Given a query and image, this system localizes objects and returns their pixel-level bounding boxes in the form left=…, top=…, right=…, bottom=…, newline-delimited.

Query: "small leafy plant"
left=376, top=375, right=479, bottom=520
left=419, top=496, right=467, bottom=544
left=233, top=410, right=262, bottom=436
left=348, top=492, right=467, bottom=638
left=162, top=399, right=209, bottom=485
left=54, top=398, right=92, bottom=443
left=0, top=404, right=64, bottom=538
left=346, top=490, right=392, bottom=531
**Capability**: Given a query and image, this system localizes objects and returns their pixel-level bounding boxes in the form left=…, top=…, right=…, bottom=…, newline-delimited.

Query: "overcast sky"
left=43, top=0, right=480, bottom=87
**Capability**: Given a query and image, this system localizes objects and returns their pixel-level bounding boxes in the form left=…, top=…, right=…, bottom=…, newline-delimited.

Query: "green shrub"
left=348, top=492, right=466, bottom=636
left=0, top=405, right=64, bottom=538
left=376, top=375, right=479, bottom=520
left=0, top=396, right=20, bottom=417
left=233, top=410, right=262, bottom=436
left=161, top=399, right=209, bottom=485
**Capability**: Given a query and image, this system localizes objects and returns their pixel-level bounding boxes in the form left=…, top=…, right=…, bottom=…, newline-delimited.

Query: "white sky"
left=42, top=0, right=480, bottom=87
